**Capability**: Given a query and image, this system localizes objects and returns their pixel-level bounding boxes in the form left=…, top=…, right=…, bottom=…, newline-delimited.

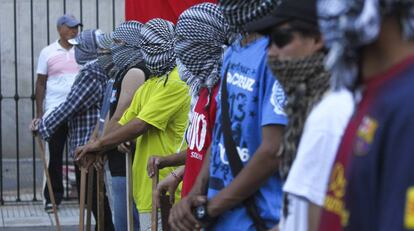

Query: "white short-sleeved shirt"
left=37, top=41, right=80, bottom=117
left=279, top=89, right=354, bottom=231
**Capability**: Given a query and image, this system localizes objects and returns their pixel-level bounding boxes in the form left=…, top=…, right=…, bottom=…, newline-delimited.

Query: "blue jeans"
left=111, top=176, right=140, bottom=231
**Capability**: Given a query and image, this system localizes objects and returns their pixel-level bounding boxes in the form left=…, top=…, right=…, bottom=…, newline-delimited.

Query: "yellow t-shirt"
left=119, top=67, right=190, bottom=212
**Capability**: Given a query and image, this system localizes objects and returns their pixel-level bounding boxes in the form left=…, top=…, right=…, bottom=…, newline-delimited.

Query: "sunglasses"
left=268, top=28, right=297, bottom=48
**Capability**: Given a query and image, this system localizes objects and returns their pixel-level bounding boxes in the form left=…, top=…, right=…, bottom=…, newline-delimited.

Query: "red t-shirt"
left=181, top=84, right=219, bottom=197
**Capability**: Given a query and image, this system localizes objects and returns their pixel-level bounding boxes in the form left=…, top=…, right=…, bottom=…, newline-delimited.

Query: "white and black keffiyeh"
left=175, top=3, right=229, bottom=97
left=140, top=18, right=176, bottom=77
left=96, top=32, right=113, bottom=50
left=318, top=0, right=414, bottom=89
left=218, top=0, right=281, bottom=32
left=112, top=20, right=142, bottom=47
left=111, top=21, right=145, bottom=70
left=74, top=29, right=112, bottom=65
left=111, top=44, right=144, bottom=71
left=74, top=29, right=99, bottom=65
left=97, top=51, right=116, bottom=76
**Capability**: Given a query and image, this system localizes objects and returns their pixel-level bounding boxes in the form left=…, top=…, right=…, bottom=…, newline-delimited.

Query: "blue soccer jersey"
left=207, top=37, right=287, bottom=231
left=320, top=55, right=414, bottom=231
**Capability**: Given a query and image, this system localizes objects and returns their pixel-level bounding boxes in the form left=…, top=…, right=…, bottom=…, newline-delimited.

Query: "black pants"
left=43, top=123, right=67, bottom=205
left=75, top=164, right=115, bottom=231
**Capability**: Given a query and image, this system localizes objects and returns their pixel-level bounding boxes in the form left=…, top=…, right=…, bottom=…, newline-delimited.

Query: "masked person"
left=75, top=18, right=190, bottom=230
left=87, top=21, right=151, bottom=231
left=316, top=0, right=414, bottom=230
left=168, top=1, right=287, bottom=230
left=34, top=29, right=115, bottom=231
left=246, top=0, right=355, bottom=230
left=146, top=3, right=230, bottom=208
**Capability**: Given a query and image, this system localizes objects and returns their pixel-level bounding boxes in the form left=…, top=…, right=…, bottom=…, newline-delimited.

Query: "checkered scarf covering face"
left=140, top=18, right=176, bottom=77
left=268, top=52, right=330, bottom=179
left=97, top=51, right=116, bottom=76
left=74, top=29, right=98, bottom=65
left=113, top=20, right=142, bottom=47
left=96, top=32, right=113, bottom=50
left=318, top=0, right=414, bottom=89
left=111, top=21, right=145, bottom=71
left=175, top=3, right=229, bottom=97
left=218, top=0, right=281, bottom=32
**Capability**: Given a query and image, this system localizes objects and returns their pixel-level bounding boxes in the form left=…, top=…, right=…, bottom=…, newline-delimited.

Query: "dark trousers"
left=75, top=164, right=115, bottom=231
left=44, top=123, right=67, bottom=205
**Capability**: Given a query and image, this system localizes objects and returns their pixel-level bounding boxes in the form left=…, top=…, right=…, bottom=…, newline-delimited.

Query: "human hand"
left=154, top=173, right=180, bottom=207
left=77, top=153, right=98, bottom=170
left=117, top=141, right=132, bottom=154
left=75, top=140, right=102, bottom=161
left=169, top=194, right=206, bottom=231
left=88, top=133, right=98, bottom=144
left=146, top=155, right=165, bottom=177
left=93, top=155, right=107, bottom=171
left=30, top=118, right=41, bottom=133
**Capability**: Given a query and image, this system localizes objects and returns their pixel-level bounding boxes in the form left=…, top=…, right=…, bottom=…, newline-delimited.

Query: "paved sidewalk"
left=0, top=158, right=110, bottom=229
left=0, top=196, right=95, bottom=229
left=1, top=226, right=82, bottom=231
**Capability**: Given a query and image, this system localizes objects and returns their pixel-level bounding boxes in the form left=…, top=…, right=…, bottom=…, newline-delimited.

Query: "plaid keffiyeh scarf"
left=268, top=52, right=330, bottom=179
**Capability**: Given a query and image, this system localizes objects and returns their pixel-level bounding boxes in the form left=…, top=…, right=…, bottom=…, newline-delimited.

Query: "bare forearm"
left=160, top=151, right=186, bottom=168
left=103, top=117, right=120, bottom=136
left=173, top=166, right=185, bottom=178
left=35, top=75, right=47, bottom=118
left=89, top=121, right=99, bottom=141
left=207, top=125, right=283, bottom=217
left=98, top=118, right=149, bottom=152
left=35, top=90, right=45, bottom=117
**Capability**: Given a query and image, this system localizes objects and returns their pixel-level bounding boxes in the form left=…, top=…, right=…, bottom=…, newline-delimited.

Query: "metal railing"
left=0, top=0, right=124, bottom=204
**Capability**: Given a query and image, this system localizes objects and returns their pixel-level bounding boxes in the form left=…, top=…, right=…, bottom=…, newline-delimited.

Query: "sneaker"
left=44, top=203, right=58, bottom=213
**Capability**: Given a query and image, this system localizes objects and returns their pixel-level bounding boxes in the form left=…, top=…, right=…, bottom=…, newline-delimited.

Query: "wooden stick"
left=160, top=194, right=172, bottom=231
left=86, top=166, right=94, bottom=231
left=79, top=167, right=87, bottom=231
left=35, top=136, right=61, bottom=231
left=126, top=151, right=134, bottom=231
left=97, top=163, right=105, bottom=231
left=151, top=168, right=159, bottom=231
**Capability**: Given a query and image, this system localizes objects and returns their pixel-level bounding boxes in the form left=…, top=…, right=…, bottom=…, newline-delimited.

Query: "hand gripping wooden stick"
left=35, top=136, right=61, bottom=231
left=126, top=151, right=134, bottom=231
left=151, top=168, right=159, bottom=231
